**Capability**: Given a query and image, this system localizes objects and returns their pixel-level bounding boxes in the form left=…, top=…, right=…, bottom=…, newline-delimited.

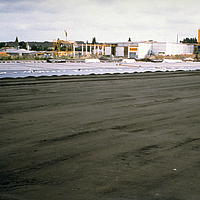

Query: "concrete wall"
left=104, top=42, right=194, bottom=58
left=165, top=43, right=194, bottom=55
left=105, top=47, right=111, bottom=55
left=152, top=42, right=166, bottom=55
left=116, top=47, right=124, bottom=57
left=138, top=43, right=152, bottom=58
left=137, top=42, right=194, bottom=58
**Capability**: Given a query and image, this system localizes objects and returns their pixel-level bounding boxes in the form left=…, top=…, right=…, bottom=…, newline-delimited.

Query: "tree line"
left=180, top=37, right=197, bottom=43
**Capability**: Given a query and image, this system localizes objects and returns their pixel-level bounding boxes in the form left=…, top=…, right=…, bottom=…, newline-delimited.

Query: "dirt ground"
left=0, top=71, right=200, bottom=200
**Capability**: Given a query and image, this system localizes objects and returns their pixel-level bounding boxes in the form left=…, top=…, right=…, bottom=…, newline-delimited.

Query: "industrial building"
left=103, top=41, right=194, bottom=59
left=102, top=29, right=199, bottom=59
left=52, top=30, right=196, bottom=59
left=64, top=40, right=194, bottom=59
left=1, top=29, right=199, bottom=59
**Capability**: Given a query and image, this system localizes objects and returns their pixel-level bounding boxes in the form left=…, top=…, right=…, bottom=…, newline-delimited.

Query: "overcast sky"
left=1, top=0, right=200, bottom=43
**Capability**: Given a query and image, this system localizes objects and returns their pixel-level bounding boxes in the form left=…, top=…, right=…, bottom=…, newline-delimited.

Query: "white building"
left=104, top=41, right=194, bottom=59
left=6, top=49, right=37, bottom=57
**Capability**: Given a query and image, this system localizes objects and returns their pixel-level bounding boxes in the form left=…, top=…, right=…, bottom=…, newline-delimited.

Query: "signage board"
left=130, top=48, right=138, bottom=51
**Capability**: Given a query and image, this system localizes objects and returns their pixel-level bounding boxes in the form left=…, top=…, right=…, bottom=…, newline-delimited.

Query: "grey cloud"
left=0, top=0, right=67, bottom=14
left=0, top=1, right=39, bottom=13
left=0, top=0, right=199, bottom=42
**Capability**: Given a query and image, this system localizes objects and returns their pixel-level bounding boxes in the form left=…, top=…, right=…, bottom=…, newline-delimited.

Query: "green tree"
left=31, top=44, right=37, bottom=50
left=0, top=42, right=6, bottom=48
left=37, top=45, right=43, bottom=51
left=44, top=47, right=48, bottom=51
left=60, top=46, right=66, bottom=51
left=15, top=37, right=19, bottom=43
left=181, top=37, right=197, bottom=43
left=92, top=37, right=96, bottom=44
left=19, top=41, right=27, bottom=49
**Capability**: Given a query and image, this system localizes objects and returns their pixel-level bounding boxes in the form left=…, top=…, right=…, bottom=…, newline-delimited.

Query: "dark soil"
left=0, top=71, right=200, bottom=200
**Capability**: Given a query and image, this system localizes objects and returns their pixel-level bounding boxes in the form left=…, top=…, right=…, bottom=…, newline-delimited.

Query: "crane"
left=53, top=31, right=77, bottom=57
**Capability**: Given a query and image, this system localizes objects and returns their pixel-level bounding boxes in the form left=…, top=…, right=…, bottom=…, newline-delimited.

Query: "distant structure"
left=1, top=29, right=199, bottom=59
left=15, top=37, right=19, bottom=43
left=28, top=41, right=54, bottom=51
left=198, top=29, right=200, bottom=44
left=64, top=30, right=68, bottom=41
left=102, top=41, right=194, bottom=59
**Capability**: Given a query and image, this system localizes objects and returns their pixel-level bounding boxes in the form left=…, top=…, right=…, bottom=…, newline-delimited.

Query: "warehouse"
left=104, top=42, right=140, bottom=58
left=104, top=41, right=194, bottom=59
left=151, top=42, right=194, bottom=56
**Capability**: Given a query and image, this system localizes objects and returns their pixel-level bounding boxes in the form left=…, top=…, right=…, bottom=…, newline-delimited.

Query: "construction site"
left=50, top=29, right=200, bottom=61
left=1, top=29, right=200, bottom=61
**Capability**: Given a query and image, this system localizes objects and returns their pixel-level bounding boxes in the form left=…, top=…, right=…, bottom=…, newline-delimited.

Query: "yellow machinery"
left=53, top=31, right=77, bottom=57
left=53, top=38, right=61, bottom=52
left=53, top=31, right=120, bottom=57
